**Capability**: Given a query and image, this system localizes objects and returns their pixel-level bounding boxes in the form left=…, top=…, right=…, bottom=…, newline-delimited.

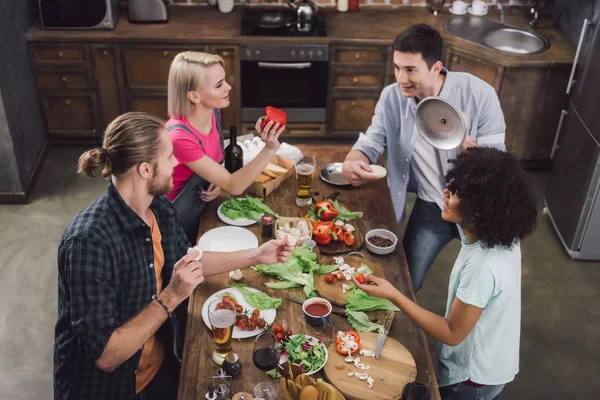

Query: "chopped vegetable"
left=230, top=284, right=282, bottom=309
left=276, top=334, right=327, bottom=374
left=221, top=196, right=279, bottom=222
left=355, top=273, right=366, bottom=284
left=331, top=200, right=363, bottom=222
left=314, top=264, right=338, bottom=274
left=314, top=200, right=339, bottom=221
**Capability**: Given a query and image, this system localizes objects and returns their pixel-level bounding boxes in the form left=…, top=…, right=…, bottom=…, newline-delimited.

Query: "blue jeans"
left=440, top=382, right=504, bottom=400
left=402, top=198, right=459, bottom=292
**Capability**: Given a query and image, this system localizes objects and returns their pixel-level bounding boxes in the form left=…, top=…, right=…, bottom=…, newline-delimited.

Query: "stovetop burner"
left=241, top=7, right=326, bottom=37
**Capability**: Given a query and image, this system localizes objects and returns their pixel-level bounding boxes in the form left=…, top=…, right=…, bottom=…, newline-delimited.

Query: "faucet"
left=529, top=1, right=539, bottom=29
left=497, top=3, right=504, bottom=25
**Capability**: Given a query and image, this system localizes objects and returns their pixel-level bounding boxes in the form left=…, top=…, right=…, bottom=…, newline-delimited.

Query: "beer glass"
left=208, top=298, right=236, bottom=364
left=295, top=155, right=316, bottom=206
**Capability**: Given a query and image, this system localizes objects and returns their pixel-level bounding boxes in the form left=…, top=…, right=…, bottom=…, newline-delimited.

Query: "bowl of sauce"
left=302, top=297, right=332, bottom=327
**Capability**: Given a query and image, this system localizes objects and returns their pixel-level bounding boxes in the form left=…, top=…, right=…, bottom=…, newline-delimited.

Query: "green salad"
left=278, top=334, right=327, bottom=374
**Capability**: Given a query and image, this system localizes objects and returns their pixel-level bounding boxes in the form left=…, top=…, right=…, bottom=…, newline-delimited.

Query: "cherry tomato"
left=335, top=271, right=344, bottom=281
left=273, top=324, right=283, bottom=334
left=324, top=274, right=335, bottom=284
left=286, top=328, right=293, bottom=336
left=235, top=304, right=243, bottom=314
left=355, top=273, right=366, bottom=284
left=257, top=318, right=266, bottom=329
left=250, top=316, right=260, bottom=324
left=247, top=320, right=256, bottom=330
left=222, top=295, right=231, bottom=302
left=236, top=319, right=246, bottom=329
left=252, top=309, right=261, bottom=317
left=275, top=332, right=285, bottom=341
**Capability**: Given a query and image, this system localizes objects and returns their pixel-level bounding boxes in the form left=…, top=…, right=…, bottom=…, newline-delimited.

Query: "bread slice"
left=265, top=162, right=288, bottom=176
left=369, top=164, right=387, bottom=179
left=255, top=173, right=273, bottom=183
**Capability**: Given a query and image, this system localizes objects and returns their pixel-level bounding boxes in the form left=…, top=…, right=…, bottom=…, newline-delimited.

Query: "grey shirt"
left=351, top=70, right=506, bottom=222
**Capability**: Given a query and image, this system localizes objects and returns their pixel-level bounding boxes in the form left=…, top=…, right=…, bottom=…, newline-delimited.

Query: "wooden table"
left=178, top=144, right=440, bottom=400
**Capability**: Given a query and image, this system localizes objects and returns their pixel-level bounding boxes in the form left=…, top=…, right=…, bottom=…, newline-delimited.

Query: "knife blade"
left=286, top=297, right=347, bottom=317
left=375, top=310, right=395, bottom=359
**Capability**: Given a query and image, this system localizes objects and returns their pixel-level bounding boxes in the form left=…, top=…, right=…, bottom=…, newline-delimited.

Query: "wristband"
left=152, top=294, right=172, bottom=319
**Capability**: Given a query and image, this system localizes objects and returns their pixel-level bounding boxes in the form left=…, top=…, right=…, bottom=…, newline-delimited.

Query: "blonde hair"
left=77, top=112, right=165, bottom=179
left=168, top=51, right=224, bottom=119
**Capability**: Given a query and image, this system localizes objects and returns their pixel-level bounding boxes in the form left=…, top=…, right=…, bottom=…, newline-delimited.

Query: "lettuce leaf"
left=345, top=288, right=400, bottom=312
left=230, top=284, right=282, bottom=309
left=221, top=196, right=279, bottom=221
left=314, top=264, right=338, bottom=274
left=346, top=310, right=385, bottom=335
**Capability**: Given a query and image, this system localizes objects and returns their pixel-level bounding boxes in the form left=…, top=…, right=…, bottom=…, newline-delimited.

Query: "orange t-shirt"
left=136, top=211, right=166, bottom=393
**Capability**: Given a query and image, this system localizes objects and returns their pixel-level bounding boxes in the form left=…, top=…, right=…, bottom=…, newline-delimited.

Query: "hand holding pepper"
left=255, top=106, right=286, bottom=152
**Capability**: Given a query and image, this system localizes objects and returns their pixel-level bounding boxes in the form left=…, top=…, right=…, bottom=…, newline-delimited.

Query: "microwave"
left=39, top=0, right=119, bottom=30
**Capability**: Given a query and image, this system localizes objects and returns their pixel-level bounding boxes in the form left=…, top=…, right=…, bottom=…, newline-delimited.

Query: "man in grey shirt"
left=342, top=24, right=506, bottom=292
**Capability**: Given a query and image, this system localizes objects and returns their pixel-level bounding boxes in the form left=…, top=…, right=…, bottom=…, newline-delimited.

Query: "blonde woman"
left=165, top=52, right=285, bottom=243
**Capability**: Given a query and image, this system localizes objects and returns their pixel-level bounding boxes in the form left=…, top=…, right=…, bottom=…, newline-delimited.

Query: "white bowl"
left=365, top=229, right=398, bottom=255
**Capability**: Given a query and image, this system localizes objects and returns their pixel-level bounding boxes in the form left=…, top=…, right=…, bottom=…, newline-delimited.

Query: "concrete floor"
left=0, top=145, right=599, bottom=400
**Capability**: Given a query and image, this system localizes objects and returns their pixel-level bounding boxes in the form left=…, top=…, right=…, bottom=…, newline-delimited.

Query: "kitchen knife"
left=286, top=297, right=347, bottom=317
left=374, top=310, right=395, bottom=359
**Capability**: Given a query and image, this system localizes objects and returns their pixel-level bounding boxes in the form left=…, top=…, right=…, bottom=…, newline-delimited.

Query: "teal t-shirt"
left=437, top=238, right=521, bottom=386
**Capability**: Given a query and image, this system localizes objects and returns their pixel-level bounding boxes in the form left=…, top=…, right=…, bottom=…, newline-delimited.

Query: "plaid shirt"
left=54, top=181, right=190, bottom=400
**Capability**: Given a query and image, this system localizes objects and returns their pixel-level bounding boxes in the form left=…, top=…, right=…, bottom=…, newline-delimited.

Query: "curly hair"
left=445, top=147, right=538, bottom=249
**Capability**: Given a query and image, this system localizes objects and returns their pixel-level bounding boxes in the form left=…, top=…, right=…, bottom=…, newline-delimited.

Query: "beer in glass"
left=295, top=155, right=316, bottom=206
left=208, top=298, right=236, bottom=364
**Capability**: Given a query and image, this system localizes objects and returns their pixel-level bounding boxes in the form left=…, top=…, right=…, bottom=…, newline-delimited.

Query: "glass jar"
left=221, top=352, right=242, bottom=378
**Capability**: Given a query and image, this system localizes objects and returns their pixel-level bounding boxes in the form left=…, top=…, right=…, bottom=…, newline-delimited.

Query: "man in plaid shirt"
left=54, top=112, right=292, bottom=400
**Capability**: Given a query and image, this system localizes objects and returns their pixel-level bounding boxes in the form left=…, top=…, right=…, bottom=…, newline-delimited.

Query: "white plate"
left=217, top=203, right=257, bottom=227
left=280, top=334, right=328, bottom=376
left=197, top=226, right=259, bottom=251
left=202, top=287, right=277, bottom=339
left=449, top=6, right=467, bottom=15
left=467, top=6, right=488, bottom=16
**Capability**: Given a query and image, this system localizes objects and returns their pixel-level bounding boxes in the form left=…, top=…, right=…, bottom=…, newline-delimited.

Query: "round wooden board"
left=314, top=256, right=384, bottom=306
left=323, top=332, right=416, bottom=400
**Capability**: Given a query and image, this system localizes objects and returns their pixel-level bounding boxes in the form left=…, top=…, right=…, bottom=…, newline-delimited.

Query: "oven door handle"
left=258, top=62, right=312, bottom=69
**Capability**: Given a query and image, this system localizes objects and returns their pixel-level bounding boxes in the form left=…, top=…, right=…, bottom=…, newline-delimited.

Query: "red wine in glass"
left=252, top=348, right=280, bottom=371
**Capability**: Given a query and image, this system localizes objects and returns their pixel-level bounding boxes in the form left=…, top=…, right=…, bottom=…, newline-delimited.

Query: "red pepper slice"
left=332, top=226, right=344, bottom=242
left=315, top=200, right=340, bottom=222
left=260, top=106, right=287, bottom=129
left=313, top=223, right=333, bottom=245
left=336, top=341, right=359, bottom=355
left=336, top=331, right=361, bottom=345
left=343, top=231, right=355, bottom=247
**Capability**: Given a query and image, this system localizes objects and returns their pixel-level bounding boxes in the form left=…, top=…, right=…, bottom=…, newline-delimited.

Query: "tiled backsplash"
left=138, top=0, right=533, bottom=7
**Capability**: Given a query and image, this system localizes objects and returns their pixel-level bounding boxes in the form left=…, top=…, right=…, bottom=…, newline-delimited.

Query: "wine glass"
left=252, top=331, right=280, bottom=400
left=402, top=369, right=432, bottom=400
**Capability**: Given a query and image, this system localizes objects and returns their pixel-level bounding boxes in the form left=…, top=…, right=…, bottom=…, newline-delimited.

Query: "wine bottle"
left=224, top=126, right=243, bottom=173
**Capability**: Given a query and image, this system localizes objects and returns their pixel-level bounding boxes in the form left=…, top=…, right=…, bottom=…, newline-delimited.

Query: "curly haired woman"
left=353, top=147, right=537, bottom=400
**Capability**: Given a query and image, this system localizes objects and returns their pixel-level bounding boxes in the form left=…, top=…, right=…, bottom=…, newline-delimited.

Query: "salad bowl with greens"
left=277, top=334, right=328, bottom=376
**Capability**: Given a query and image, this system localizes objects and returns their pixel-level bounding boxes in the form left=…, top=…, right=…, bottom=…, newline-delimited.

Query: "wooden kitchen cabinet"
left=444, top=47, right=504, bottom=93
left=127, top=95, right=169, bottom=120
left=41, top=93, right=99, bottom=138
left=94, top=45, right=124, bottom=127
left=329, top=95, right=378, bottom=133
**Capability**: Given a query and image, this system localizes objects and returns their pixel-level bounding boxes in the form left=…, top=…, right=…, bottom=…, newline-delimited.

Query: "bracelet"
left=152, top=294, right=172, bottom=319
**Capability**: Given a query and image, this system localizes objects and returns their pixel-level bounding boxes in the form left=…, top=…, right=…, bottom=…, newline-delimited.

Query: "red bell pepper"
left=313, top=223, right=333, bottom=246
left=315, top=200, right=339, bottom=221
left=343, top=231, right=355, bottom=247
left=332, top=226, right=344, bottom=242
left=260, top=106, right=287, bottom=129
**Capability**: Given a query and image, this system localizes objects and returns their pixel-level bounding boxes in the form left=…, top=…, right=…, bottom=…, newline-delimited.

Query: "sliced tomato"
left=343, top=231, right=355, bottom=247
left=324, top=274, right=335, bottom=284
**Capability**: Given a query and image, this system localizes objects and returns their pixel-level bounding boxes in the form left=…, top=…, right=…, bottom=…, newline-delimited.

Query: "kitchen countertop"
left=26, top=6, right=574, bottom=67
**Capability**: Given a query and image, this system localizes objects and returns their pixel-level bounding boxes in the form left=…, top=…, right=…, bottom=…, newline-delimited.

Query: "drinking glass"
left=252, top=331, right=280, bottom=400
left=207, top=299, right=236, bottom=365
left=402, top=369, right=432, bottom=400
left=295, top=155, right=316, bottom=206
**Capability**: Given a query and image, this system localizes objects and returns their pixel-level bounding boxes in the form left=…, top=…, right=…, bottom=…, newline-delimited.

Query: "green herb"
left=266, top=369, right=281, bottom=379
left=345, top=288, right=400, bottom=312
left=221, top=196, right=279, bottom=221
left=346, top=310, right=385, bottom=335
left=307, top=206, right=318, bottom=220
left=230, top=284, right=282, bottom=309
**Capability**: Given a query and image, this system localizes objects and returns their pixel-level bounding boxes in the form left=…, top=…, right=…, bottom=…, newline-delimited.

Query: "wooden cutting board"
left=314, top=256, right=384, bottom=306
left=319, top=218, right=365, bottom=255
left=323, top=332, right=416, bottom=400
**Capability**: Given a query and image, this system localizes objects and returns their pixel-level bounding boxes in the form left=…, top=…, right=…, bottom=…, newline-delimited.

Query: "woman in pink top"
left=165, top=52, right=284, bottom=243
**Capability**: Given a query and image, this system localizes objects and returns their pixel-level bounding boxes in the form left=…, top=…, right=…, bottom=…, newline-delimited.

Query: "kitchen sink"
left=445, top=17, right=550, bottom=55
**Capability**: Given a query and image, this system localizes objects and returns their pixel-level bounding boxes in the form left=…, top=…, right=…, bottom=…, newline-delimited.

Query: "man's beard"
left=148, top=171, right=172, bottom=197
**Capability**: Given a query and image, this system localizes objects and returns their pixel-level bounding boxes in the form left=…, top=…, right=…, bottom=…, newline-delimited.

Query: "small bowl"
left=302, top=297, right=332, bottom=327
left=365, top=229, right=398, bottom=255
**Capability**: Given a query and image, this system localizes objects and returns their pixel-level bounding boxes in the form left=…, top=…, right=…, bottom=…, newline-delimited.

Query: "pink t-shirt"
left=165, top=114, right=223, bottom=201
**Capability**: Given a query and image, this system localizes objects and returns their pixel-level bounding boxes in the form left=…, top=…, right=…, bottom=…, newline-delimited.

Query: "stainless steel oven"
left=240, top=44, right=329, bottom=123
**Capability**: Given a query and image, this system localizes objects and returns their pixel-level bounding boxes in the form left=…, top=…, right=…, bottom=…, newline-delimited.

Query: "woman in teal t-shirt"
left=353, top=147, right=537, bottom=400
